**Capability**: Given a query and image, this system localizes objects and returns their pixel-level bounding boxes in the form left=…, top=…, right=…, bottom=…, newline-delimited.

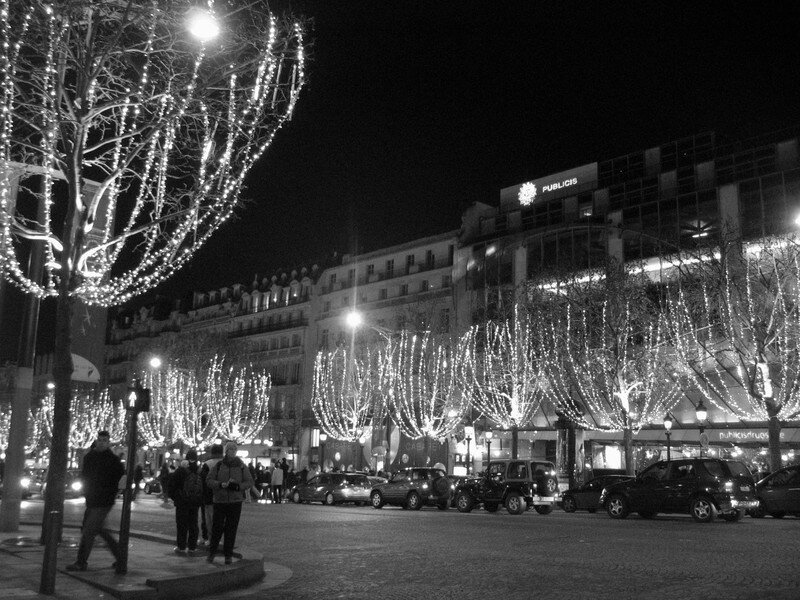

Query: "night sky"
left=3, top=1, right=800, bottom=359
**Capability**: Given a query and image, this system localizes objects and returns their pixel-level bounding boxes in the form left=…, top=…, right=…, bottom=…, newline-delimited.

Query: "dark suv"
left=370, top=468, right=453, bottom=510
left=599, top=458, right=758, bottom=523
left=454, top=459, right=560, bottom=515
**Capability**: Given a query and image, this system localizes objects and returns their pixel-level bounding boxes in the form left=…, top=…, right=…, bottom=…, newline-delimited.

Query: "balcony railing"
left=228, top=317, right=309, bottom=338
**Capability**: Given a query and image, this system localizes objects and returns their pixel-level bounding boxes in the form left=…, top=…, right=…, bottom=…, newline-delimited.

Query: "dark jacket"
left=82, top=448, right=124, bottom=508
left=206, top=456, right=253, bottom=504
left=168, top=461, right=202, bottom=507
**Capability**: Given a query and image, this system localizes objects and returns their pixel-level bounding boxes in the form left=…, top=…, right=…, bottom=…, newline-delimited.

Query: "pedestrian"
left=168, top=449, right=203, bottom=555
left=299, top=466, right=309, bottom=484
left=67, top=431, right=125, bottom=571
left=206, top=441, right=253, bottom=564
left=133, top=463, right=144, bottom=500
left=199, top=444, right=223, bottom=546
left=158, top=461, right=170, bottom=501
left=270, top=460, right=284, bottom=503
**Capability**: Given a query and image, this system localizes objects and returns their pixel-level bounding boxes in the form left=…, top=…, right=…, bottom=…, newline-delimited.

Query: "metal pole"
left=666, top=432, right=671, bottom=462
left=465, top=437, right=471, bottom=475
left=116, top=408, right=138, bottom=575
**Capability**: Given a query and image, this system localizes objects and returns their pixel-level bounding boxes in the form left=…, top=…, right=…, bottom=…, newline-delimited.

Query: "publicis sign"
left=500, top=162, right=598, bottom=209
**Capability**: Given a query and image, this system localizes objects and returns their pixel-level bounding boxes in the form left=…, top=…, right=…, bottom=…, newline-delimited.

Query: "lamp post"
left=663, top=415, right=673, bottom=462
left=464, top=425, right=474, bottom=475
left=319, top=433, right=327, bottom=473
left=695, top=400, right=708, bottom=457
left=117, top=378, right=151, bottom=575
left=485, top=431, right=493, bottom=473
left=358, top=435, right=366, bottom=471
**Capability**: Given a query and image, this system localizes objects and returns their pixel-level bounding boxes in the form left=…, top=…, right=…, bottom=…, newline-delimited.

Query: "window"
left=342, top=296, right=349, bottom=307
left=280, top=336, right=289, bottom=348
left=379, top=288, right=387, bottom=300
left=324, top=301, right=330, bottom=313
left=420, top=280, right=429, bottom=292
left=400, top=283, right=408, bottom=296
left=425, top=249, right=434, bottom=266
left=270, top=338, right=278, bottom=350
left=291, top=362, right=301, bottom=384
left=406, top=254, right=415, bottom=267
left=320, top=329, right=329, bottom=349
left=367, top=264, right=375, bottom=276
left=441, top=275, right=451, bottom=288
left=386, top=259, right=394, bottom=278
left=329, top=273, right=337, bottom=286
left=291, top=333, right=301, bottom=346
left=348, top=268, right=355, bottom=282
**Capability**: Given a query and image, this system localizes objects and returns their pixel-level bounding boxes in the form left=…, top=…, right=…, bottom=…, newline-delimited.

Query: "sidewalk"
left=0, top=523, right=283, bottom=600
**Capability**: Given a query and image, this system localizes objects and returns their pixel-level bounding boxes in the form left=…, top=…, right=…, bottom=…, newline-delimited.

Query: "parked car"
left=748, top=464, right=800, bottom=519
left=366, top=475, right=388, bottom=487
left=600, top=458, right=758, bottom=523
left=41, top=469, right=84, bottom=499
left=370, top=467, right=453, bottom=510
left=454, top=459, right=560, bottom=515
left=290, top=472, right=373, bottom=505
left=447, top=475, right=479, bottom=507
left=561, top=475, right=633, bottom=513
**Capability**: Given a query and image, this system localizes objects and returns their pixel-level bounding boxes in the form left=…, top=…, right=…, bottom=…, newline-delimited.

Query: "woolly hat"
left=186, top=448, right=198, bottom=461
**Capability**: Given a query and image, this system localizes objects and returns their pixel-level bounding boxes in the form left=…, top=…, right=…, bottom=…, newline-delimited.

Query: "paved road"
left=20, top=495, right=800, bottom=600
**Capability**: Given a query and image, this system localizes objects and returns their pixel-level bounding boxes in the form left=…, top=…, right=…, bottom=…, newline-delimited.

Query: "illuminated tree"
left=665, top=238, right=800, bottom=471
left=39, top=389, right=126, bottom=449
left=204, top=355, right=270, bottom=443
left=384, top=330, right=467, bottom=441
left=312, top=345, right=386, bottom=442
left=459, top=304, right=551, bottom=457
left=139, top=365, right=183, bottom=447
left=546, top=295, right=682, bottom=475
left=0, top=0, right=305, bottom=550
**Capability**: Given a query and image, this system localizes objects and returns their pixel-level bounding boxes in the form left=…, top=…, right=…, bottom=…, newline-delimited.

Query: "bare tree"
left=203, top=355, right=270, bottom=443
left=39, top=389, right=126, bottom=450
left=665, top=237, right=800, bottom=471
left=459, top=304, right=550, bottom=458
left=0, top=0, right=305, bottom=570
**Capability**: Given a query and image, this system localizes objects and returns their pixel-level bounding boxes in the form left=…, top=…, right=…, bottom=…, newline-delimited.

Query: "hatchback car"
left=290, top=472, right=372, bottom=506
left=561, top=475, right=633, bottom=513
left=748, top=464, right=800, bottom=519
left=41, top=469, right=84, bottom=499
left=600, top=458, right=757, bottom=523
left=370, top=467, right=452, bottom=510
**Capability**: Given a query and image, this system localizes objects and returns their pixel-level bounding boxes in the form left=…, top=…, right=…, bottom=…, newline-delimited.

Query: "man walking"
left=168, top=449, right=203, bottom=554
left=67, top=431, right=125, bottom=571
left=199, top=444, right=223, bottom=546
left=270, top=459, right=284, bottom=504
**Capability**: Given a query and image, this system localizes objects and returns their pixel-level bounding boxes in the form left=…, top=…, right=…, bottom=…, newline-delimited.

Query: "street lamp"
left=485, top=430, right=493, bottom=473
left=695, top=400, right=708, bottom=457
left=663, top=415, right=673, bottom=462
left=464, top=425, right=474, bottom=475
left=358, top=435, right=366, bottom=472
left=319, top=433, right=328, bottom=473
left=186, top=8, right=221, bottom=43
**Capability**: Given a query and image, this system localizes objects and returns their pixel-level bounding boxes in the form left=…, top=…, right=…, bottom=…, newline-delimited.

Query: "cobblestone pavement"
left=20, top=496, right=800, bottom=600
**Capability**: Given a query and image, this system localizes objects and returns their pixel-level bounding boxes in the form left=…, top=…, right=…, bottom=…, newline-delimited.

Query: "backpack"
left=182, top=468, right=203, bottom=504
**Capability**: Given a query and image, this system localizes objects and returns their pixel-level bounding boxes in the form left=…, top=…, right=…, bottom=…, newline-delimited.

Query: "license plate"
left=740, top=485, right=750, bottom=492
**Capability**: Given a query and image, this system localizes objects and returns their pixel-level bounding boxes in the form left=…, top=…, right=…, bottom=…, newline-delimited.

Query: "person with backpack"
left=206, top=441, right=253, bottom=564
left=168, top=448, right=203, bottom=555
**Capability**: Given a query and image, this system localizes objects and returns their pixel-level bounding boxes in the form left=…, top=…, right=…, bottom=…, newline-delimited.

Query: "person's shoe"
left=173, top=547, right=187, bottom=555
left=224, top=556, right=233, bottom=565
left=66, top=562, right=87, bottom=572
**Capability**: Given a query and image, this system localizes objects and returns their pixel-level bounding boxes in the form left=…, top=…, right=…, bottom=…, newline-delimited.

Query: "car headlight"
left=71, top=481, right=82, bottom=492
left=421, top=483, right=429, bottom=490
left=20, top=477, right=31, bottom=488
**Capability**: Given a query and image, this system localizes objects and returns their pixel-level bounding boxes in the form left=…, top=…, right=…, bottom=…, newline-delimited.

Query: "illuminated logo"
left=518, top=182, right=537, bottom=206
left=543, top=177, right=578, bottom=193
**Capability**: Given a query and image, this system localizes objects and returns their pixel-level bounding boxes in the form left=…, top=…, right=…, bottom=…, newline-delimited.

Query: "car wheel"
left=406, top=491, right=422, bottom=510
left=484, top=502, right=499, bottom=513
left=606, top=495, right=629, bottom=519
left=506, top=493, right=525, bottom=515
left=769, top=511, right=786, bottom=519
left=562, top=496, right=577, bottom=513
left=534, top=504, right=553, bottom=515
left=722, top=509, right=742, bottom=523
left=540, top=476, right=558, bottom=496
left=690, top=497, right=715, bottom=523
left=325, top=492, right=335, bottom=506
left=748, top=499, right=765, bottom=518
left=370, top=491, right=384, bottom=509
left=292, top=491, right=301, bottom=504
left=456, top=493, right=473, bottom=513
left=638, top=511, right=657, bottom=519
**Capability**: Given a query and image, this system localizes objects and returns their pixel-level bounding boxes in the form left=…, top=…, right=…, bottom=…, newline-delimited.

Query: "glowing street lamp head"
left=187, top=9, right=220, bottom=43
left=345, top=311, right=363, bottom=329
left=149, top=356, right=162, bottom=369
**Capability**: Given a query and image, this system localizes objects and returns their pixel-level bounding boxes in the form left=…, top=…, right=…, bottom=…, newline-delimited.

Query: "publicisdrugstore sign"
left=500, top=162, right=598, bottom=209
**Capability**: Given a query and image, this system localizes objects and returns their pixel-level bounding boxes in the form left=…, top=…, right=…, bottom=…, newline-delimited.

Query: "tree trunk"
left=511, top=425, right=518, bottom=459
left=623, top=427, right=634, bottom=476
left=766, top=401, right=782, bottom=473
left=40, top=291, right=74, bottom=547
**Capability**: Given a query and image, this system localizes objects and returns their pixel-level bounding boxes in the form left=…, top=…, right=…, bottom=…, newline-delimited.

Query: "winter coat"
left=270, top=466, right=284, bottom=486
left=200, top=457, right=222, bottom=505
left=206, top=456, right=253, bottom=504
left=82, top=448, right=125, bottom=508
